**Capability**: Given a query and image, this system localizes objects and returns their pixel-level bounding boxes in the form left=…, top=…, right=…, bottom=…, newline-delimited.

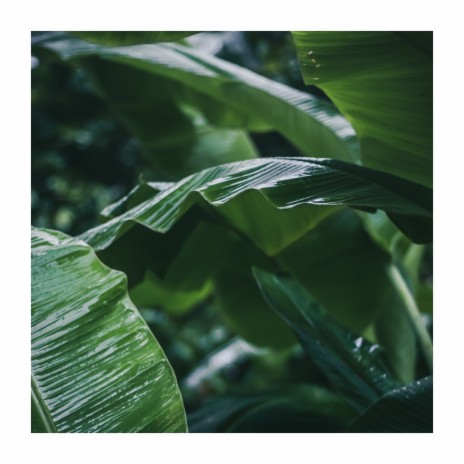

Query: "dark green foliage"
left=31, top=31, right=433, bottom=433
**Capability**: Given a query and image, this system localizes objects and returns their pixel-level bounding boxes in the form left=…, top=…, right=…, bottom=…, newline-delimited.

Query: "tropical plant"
left=31, top=31, right=433, bottom=433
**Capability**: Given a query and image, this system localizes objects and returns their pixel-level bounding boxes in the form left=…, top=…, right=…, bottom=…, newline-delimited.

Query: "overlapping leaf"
left=78, top=57, right=258, bottom=179
left=34, top=34, right=360, bottom=163
left=292, top=31, right=432, bottom=187
left=79, top=157, right=432, bottom=259
left=253, top=268, right=399, bottom=412
left=31, top=227, right=186, bottom=432
left=347, top=376, right=433, bottom=432
left=84, top=158, right=430, bottom=351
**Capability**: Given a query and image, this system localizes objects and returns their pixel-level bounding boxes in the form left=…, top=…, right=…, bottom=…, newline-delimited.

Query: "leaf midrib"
left=31, top=375, right=57, bottom=433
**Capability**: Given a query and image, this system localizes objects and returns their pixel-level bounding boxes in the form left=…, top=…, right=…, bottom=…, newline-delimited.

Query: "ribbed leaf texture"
left=31, top=228, right=186, bottom=432
left=292, top=31, right=432, bottom=187
left=79, top=157, right=432, bottom=257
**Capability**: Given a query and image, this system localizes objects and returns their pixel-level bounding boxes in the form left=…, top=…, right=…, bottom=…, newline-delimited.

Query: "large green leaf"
left=253, top=268, right=399, bottom=412
left=71, top=31, right=197, bottom=46
left=188, top=385, right=354, bottom=433
left=292, top=32, right=432, bottom=187
left=348, top=376, right=433, bottom=432
left=79, top=157, right=432, bottom=259
left=78, top=57, right=258, bottom=179
left=106, top=186, right=419, bottom=366
left=31, top=227, right=186, bottom=432
left=86, top=158, right=430, bottom=350
left=34, top=35, right=360, bottom=163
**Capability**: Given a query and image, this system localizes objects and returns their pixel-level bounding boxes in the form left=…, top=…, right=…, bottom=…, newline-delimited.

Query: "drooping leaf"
left=34, top=35, right=360, bottom=163
left=88, top=158, right=430, bottom=350
left=79, top=157, right=432, bottom=260
left=347, top=376, right=433, bottom=432
left=79, top=57, right=258, bottom=179
left=292, top=31, right=432, bottom=187
left=31, top=227, right=186, bottom=432
left=71, top=31, right=198, bottom=46
left=188, top=385, right=355, bottom=433
left=253, top=268, right=399, bottom=412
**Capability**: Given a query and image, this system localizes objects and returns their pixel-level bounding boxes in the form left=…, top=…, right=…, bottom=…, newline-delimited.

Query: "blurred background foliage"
left=31, top=31, right=432, bottom=428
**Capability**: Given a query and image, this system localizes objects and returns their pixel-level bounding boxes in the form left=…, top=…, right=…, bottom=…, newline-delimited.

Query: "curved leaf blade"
left=253, top=268, right=399, bottom=412
left=80, top=157, right=432, bottom=258
left=34, top=35, right=359, bottom=163
left=31, top=227, right=187, bottom=432
left=292, top=31, right=432, bottom=187
left=348, top=376, right=433, bottom=432
left=79, top=57, right=258, bottom=179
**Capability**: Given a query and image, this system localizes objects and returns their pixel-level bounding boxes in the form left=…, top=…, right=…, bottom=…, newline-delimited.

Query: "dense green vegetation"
left=31, top=31, right=432, bottom=433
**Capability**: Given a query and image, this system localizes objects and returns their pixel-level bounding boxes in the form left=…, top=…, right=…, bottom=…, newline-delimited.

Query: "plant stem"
left=386, top=264, right=433, bottom=373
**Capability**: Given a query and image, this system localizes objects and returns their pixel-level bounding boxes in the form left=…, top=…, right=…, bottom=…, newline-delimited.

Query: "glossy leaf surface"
left=253, top=268, right=399, bottom=412
left=31, top=228, right=186, bottom=432
left=79, top=157, right=432, bottom=258
left=90, top=158, right=430, bottom=349
left=292, top=31, right=432, bottom=187
left=35, top=35, right=360, bottom=162
left=348, top=376, right=433, bottom=432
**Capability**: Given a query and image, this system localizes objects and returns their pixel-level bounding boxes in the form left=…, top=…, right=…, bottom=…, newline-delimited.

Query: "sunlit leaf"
left=292, top=31, right=432, bottom=187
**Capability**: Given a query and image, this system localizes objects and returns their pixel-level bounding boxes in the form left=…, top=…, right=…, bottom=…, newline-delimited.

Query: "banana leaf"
left=79, top=157, right=432, bottom=259
left=31, top=227, right=186, bottom=432
left=86, top=158, right=430, bottom=351
left=78, top=57, right=258, bottom=179
left=347, top=376, right=432, bottom=432
left=253, top=268, right=399, bottom=412
left=292, top=31, right=432, bottom=187
left=34, top=34, right=360, bottom=163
